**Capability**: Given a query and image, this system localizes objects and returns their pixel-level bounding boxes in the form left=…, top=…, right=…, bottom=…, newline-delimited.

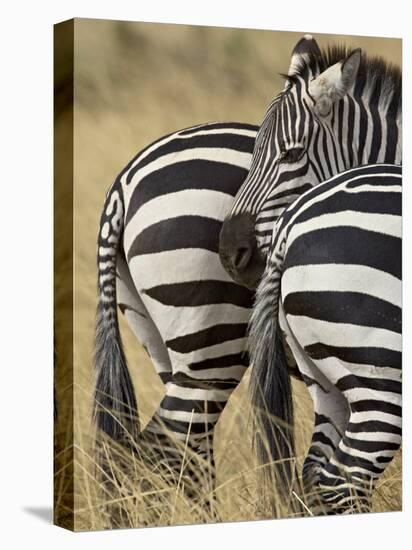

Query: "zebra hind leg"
left=137, top=379, right=229, bottom=523
left=302, top=377, right=350, bottom=515
left=316, top=386, right=402, bottom=515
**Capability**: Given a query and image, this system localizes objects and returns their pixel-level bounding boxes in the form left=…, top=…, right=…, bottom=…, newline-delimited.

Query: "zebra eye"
left=279, top=147, right=305, bottom=164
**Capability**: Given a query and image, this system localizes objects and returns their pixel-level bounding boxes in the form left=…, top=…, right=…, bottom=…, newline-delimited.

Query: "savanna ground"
left=54, top=19, right=402, bottom=531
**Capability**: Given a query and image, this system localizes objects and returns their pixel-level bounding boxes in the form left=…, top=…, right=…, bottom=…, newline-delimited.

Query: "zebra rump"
left=249, top=163, right=401, bottom=511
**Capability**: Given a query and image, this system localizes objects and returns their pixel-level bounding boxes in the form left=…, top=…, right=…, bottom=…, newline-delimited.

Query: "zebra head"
left=220, top=34, right=401, bottom=289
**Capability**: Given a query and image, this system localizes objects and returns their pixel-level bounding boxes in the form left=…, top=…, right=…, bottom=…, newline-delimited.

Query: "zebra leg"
left=317, top=387, right=402, bottom=514
left=116, top=254, right=224, bottom=519
left=116, top=251, right=172, bottom=386
left=278, top=304, right=350, bottom=511
left=139, top=378, right=230, bottom=513
left=301, top=379, right=349, bottom=513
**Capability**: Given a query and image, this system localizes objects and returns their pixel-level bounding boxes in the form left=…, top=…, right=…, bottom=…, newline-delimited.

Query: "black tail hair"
left=249, top=262, right=295, bottom=499
left=93, top=179, right=139, bottom=443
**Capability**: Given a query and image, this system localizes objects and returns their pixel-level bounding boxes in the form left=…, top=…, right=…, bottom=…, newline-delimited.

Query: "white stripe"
left=287, top=211, right=401, bottom=248
left=282, top=263, right=401, bottom=308
left=346, top=431, right=401, bottom=443
left=158, top=407, right=221, bottom=423
left=350, top=410, right=401, bottom=425
left=338, top=440, right=398, bottom=462
left=309, top=356, right=401, bottom=384
left=286, top=314, right=401, bottom=352
left=342, top=388, right=401, bottom=406
left=167, top=384, right=231, bottom=402
left=344, top=182, right=401, bottom=194
left=128, top=248, right=236, bottom=287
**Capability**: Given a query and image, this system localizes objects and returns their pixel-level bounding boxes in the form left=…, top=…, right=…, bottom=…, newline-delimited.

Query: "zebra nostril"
left=233, top=245, right=252, bottom=270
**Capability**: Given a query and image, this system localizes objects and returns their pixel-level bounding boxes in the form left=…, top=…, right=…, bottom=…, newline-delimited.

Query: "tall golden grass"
left=54, top=19, right=402, bottom=530
left=62, top=372, right=401, bottom=531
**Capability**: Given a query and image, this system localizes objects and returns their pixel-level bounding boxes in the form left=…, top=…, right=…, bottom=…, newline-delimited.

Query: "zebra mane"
left=284, top=44, right=402, bottom=117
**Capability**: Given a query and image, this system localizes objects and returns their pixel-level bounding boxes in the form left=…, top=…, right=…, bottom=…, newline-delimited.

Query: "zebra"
left=219, top=34, right=401, bottom=283
left=218, top=35, right=401, bottom=513
left=249, top=163, right=401, bottom=514
left=94, top=121, right=266, bottom=507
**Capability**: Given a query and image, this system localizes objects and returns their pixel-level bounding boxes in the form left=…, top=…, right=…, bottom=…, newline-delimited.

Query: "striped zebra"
left=219, top=35, right=401, bottom=280
left=94, top=122, right=261, bottom=501
left=249, top=163, right=401, bottom=514
left=218, top=36, right=401, bottom=512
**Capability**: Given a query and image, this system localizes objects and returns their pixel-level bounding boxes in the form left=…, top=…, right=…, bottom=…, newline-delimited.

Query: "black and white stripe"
left=94, top=122, right=258, bottom=494
left=228, top=36, right=402, bottom=254
left=249, top=164, right=402, bottom=514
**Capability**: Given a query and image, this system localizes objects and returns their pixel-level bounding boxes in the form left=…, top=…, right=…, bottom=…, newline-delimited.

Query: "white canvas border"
left=1, top=1, right=409, bottom=548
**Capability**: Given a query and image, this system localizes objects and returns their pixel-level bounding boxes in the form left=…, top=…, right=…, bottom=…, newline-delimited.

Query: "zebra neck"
left=336, top=93, right=402, bottom=170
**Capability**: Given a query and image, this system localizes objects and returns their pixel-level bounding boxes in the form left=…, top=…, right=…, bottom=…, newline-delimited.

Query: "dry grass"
left=53, top=19, right=402, bottom=530
left=62, top=373, right=401, bottom=531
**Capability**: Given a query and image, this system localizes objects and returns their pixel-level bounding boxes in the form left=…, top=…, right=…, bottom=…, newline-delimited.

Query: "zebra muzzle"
left=219, top=212, right=266, bottom=290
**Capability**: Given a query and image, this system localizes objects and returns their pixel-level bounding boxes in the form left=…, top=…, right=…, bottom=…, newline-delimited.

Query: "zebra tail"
left=93, top=180, right=139, bottom=444
left=248, top=252, right=295, bottom=498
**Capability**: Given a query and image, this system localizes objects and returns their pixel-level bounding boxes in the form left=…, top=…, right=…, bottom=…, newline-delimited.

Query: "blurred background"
left=54, top=18, right=401, bottom=528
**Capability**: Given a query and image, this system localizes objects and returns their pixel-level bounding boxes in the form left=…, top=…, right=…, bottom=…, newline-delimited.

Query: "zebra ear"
left=288, top=34, right=322, bottom=76
left=308, top=49, right=362, bottom=116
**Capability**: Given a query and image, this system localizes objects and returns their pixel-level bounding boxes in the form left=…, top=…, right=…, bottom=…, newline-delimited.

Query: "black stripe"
left=178, top=122, right=258, bottom=136
left=293, top=185, right=401, bottom=223
left=350, top=400, right=402, bottom=417
left=173, top=372, right=239, bottom=390
left=143, top=280, right=254, bottom=308
left=330, top=448, right=385, bottom=475
left=343, top=436, right=400, bottom=453
left=315, top=413, right=335, bottom=427
left=347, top=420, right=402, bottom=435
left=159, top=417, right=216, bottom=434
left=376, top=455, right=395, bottom=464
left=326, top=120, right=340, bottom=174
left=161, top=395, right=225, bottom=414
left=322, top=127, right=334, bottom=177
left=125, top=160, right=249, bottom=223
left=189, top=352, right=249, bottom=371
left=166, top=323, right=247, bottom=354
left=368, top=99, right=382, bottom=164
left=346, top=95, right=355, bottom=167
left=336, top=374, right=401, bottom=394
left=297, top=87, right=307, bottom=141
left=312, top=125, right=326, bottom=181
left=355, top=90, right=368, bottom=164
left=285, top=226, right=401, bottom=279
left=305, top=343, right=401, bottom=369
left=282, top=100, right=291, bottom=144
left=311, top=431, right=336, bottom=449
left=385, top=94, right=400, bottom=162
left=127, top=216, right=222, bottom=260
left=284, top=291, right=401, bottom=334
